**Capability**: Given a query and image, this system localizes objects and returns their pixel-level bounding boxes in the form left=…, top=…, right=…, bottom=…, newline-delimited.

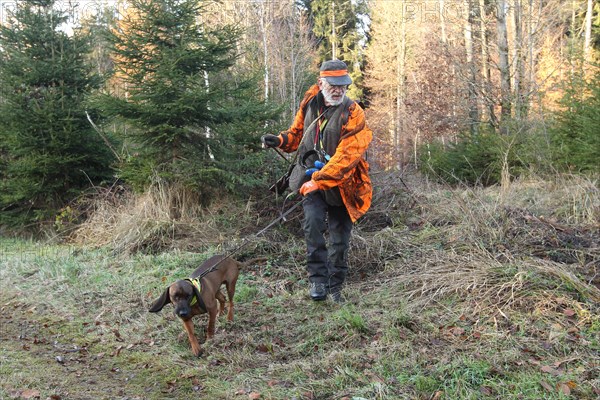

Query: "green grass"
left=1, top=237, right=598, bottom=400
left=1, top=174, right=599, bottom=400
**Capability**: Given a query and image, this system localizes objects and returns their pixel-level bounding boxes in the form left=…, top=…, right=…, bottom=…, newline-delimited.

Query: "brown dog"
left=149, top=254, right=262, bottom=356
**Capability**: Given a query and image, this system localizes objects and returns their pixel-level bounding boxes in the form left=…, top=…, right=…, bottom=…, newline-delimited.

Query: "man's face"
left=319, top=78, right=348, bottom=106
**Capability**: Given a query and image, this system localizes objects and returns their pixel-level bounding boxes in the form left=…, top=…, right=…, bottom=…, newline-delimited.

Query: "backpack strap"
left=340, top=97, right=353, bottom=128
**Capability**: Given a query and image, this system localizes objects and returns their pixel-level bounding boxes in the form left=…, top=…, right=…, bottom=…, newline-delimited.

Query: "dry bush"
left=353, top=170, right=599, bottom=318
left=371, top=252, right=599, bottom=309
left=71, top=177, right=244, bottom=254
left=71, top=169, right=598, bottom=299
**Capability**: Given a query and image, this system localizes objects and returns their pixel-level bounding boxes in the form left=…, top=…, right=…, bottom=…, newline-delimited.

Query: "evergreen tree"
left=300, top=0, right=368, bottom=98
left=552, top=67, right=600, bottom=173
left=98, top=0, right=278, bottom=196
left=0, top=0, right=114, bottom=227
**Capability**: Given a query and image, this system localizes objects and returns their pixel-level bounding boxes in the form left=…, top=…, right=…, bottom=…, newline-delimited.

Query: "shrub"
left=551, top=67, right=600, bottom=173
left=418, top=130, right=529, bottom=186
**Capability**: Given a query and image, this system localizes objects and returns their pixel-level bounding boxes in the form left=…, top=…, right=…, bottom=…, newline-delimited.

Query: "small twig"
left=85, top=111, right=122, bottom=162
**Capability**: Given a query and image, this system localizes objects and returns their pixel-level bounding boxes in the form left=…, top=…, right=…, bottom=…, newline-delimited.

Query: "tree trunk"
left=260, top=0, right=270, bottom=101
left=440, top=0, right=447, bottom=43
left=396, top=0, right=407, bottom=169
left=331, top=1, right=337, bottom=59
left=584, top=0, right=593, bottom=63
left=288, top=9, right=297, bottom=120
left=511, top=0, right=526, bottom=119
left=527, top=0, right=537, bottom=108
left=496, top=0, right=512, bottom=128
left=464, top=0, right=479, bottom=135
left=479, top=0, right=498, bottom=129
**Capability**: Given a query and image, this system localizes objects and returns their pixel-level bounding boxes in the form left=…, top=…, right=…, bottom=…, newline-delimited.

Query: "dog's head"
left=148, top=279, right=201, bottom=319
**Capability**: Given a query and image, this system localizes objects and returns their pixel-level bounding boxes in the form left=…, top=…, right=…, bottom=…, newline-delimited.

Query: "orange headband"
left=320, top=69, right=348, bottom=77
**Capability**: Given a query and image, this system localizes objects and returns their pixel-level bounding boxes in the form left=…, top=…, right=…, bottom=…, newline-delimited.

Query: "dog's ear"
left=148, top=287, right=171, bottom=312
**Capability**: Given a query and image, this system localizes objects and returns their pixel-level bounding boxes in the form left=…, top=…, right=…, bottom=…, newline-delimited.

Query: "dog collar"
left=186, top=277, right=202, bottom=306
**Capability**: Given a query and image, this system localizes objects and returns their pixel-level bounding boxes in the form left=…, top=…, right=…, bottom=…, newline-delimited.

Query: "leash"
left=192, top=196, right=306, bottom=281
left=272, top=147, right=291, bottom=164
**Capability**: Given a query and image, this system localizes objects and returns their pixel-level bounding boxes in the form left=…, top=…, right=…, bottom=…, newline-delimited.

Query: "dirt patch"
left=0, top=298, right=162, bottom=400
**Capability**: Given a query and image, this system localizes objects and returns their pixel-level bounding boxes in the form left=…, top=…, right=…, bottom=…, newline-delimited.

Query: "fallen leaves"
left=540, top=365, right=561, bottom=376
left=479, top=385, right=494, bottom=396
left=5, top=388, right=56, bottom=400
left=234, top=389, right=261, bottom=399
left=18, top=389, right=40, bottom=399
left=563, top=308, right=576, bottom=317
left=540, top=380, right=577, bottom=396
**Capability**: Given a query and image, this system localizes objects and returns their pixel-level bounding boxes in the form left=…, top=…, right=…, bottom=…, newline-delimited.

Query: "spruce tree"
left=98, top=0, right=278, bottom=196
left=0, top=0, right=114, bottom=227
left=301, top=0, right=368, bottom=98
left=552, top=68, right=600, bottom=173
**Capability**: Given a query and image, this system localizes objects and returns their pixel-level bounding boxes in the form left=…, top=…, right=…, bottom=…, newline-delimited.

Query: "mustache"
left=322, top=90, right=344, bottom=106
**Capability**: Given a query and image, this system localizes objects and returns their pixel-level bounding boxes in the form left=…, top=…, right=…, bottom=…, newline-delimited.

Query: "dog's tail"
left=238, top=257, right=268, bottom=269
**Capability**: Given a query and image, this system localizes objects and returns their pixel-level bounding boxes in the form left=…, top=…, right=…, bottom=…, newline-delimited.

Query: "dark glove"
left=261, top=134, right=281, bottom=148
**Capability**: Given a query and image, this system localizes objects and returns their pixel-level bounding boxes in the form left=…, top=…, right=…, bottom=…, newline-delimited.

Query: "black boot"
left=329, top=288, right=346, bottom=304
left=309, top=282, right=327, bottom=301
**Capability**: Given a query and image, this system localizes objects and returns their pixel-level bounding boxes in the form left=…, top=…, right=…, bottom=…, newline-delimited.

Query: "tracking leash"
left=192, top=196, right=306, bottom=280
left=203, top=109, right=331, bottom=278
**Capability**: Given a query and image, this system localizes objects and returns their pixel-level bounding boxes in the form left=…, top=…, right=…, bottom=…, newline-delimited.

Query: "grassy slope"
left=0, top=173, right=598, bottom=400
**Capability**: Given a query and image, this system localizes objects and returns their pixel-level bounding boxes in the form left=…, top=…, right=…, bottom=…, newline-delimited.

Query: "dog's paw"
left=192, top=347, right=204, bottom=357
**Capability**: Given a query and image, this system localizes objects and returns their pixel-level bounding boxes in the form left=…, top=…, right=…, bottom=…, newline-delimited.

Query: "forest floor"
left=1, top=171, right=599, bottom=399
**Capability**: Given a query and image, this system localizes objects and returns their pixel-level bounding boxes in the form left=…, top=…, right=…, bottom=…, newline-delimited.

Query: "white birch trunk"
left=496, top=0, right=512, bottom=125
left=260, top=0, right=269, bottom=101
left=396, top=0, right=407, bottom=169
left=464, top=0, right=479, bottom=134
left=479, top=0, right=497, bottom=127
left=440, top=0, right=447, bottom=43
left=584, top=0, right=593, bottom=62
left=511, top=0, right=525, bottom=119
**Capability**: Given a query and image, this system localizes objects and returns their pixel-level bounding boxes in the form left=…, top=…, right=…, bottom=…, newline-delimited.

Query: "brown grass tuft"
left=71, top=178, right=233, bottom=254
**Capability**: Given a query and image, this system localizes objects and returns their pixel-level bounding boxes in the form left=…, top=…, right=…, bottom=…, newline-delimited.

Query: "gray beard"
left=322, top=91, right=344, bottom=106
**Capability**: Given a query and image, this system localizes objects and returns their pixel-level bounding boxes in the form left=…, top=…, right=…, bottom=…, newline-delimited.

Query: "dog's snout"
left=176, top=309, right=190, bottom=318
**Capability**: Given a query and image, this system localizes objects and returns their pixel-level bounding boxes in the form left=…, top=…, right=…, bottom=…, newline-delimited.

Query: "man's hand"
left=299, top=180, right=319, bottom=196
left=261, top=134, right=281, bottom=148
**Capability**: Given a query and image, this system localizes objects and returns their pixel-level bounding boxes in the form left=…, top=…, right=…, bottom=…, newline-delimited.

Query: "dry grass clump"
left=502, top=174, right=599, bottom=225
left=71, top=178, right=240, bottom=254
left=419, top=173, right=599, bottom=231
left=411, top=173, right=598, bottom=263
left=375, top=252, right=599, bottom=310
left=355, top=170, right=599, bottom=315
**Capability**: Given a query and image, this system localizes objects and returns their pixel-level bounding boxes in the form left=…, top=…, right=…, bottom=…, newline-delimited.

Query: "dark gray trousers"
left=302, top=192, right=353, bottom=293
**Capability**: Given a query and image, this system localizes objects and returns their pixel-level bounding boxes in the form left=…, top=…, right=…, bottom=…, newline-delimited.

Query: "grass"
left=1, top=172, right=599, bottom=399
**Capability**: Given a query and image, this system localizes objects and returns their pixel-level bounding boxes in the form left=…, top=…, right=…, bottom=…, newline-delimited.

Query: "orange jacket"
left=277, top=85, right=373, bottom=222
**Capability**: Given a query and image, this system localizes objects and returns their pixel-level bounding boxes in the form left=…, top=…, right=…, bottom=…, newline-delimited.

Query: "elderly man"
left=262, top=60, right=373, bottom=303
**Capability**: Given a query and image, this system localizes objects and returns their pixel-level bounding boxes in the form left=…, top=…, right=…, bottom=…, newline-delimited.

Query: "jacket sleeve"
left=277, top=85, right=320, bottom=153
left=311, top=102, right=372, bottom=190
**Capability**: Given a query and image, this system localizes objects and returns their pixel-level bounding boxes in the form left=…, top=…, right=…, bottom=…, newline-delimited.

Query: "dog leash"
left=256, top=194, right=305, bottom=237
left=200, top=109, right=328, bottom=278
left=193, top=197, right=306, bottom=280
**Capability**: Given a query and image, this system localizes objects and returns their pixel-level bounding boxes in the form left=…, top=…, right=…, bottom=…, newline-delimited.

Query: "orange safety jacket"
left=276, top=85, right=373, bottom=222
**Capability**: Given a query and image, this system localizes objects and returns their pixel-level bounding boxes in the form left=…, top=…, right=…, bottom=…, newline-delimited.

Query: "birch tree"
left=464, top=0, right=479, bottom=134
left=496, top=0, right=512, bottom=125
left=583, top=0, right=593, bottom=62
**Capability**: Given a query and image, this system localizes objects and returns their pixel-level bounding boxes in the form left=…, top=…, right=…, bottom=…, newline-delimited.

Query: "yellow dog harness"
left=185, top=277, right=206, bottom=311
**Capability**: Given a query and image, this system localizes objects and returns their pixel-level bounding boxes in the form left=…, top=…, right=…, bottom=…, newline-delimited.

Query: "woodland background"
left=0, top=0, right=598, bottom=231
left=1, top=2, right=599, bottom=399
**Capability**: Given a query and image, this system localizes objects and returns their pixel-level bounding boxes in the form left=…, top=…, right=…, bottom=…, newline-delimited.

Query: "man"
left=262, top=60, right=373, bottom=303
